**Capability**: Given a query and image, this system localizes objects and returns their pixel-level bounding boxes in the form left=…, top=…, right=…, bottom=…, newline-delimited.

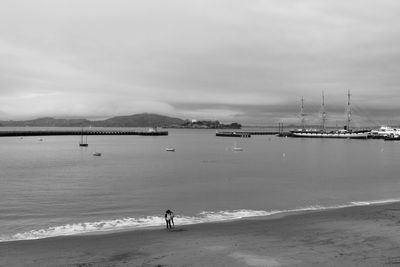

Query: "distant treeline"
left=171, top=120, right=241, bottom=129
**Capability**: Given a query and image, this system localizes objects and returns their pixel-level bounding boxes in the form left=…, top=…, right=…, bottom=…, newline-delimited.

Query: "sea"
left=1, top=127, right=400, bottom=242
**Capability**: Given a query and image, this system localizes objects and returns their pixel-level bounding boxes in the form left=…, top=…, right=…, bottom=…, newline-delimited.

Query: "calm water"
left=1, top=128, right=400, bottom=241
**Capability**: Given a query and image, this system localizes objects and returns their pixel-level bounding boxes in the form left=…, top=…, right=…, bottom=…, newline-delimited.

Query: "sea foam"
left=2, top=198, right=399, bottom=242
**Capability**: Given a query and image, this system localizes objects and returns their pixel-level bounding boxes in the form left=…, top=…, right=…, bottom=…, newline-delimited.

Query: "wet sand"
left=1, top=202, right=400, bottom=266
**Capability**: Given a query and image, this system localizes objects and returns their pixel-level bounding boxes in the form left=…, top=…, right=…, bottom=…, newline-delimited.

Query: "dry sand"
left=1, top=202, right=400, bottom=266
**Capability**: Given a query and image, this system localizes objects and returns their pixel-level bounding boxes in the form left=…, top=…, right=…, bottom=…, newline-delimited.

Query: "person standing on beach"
left=169, top=210, right=175, bottom=228
left=165, top=210, right=172, bottom=229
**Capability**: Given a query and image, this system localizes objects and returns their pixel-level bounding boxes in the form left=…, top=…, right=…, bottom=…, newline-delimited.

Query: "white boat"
left=232, top=142, right=243, bottom=151
left=370, top=126, right=400, bottom=138
left=290, top=91, right=370, bottom=139
left=165, top=148, right=175, bottom=152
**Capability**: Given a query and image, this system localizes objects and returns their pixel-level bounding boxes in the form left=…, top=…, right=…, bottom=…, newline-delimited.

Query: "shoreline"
left=2, top=201, right=400, bottom=266
left=4, top=199, right=399, bottom=243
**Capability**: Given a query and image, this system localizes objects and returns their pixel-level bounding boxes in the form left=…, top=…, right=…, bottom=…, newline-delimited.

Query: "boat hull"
left=290, top=132, right=369, bottom=139
left=384, top=136, right=400, bottom=141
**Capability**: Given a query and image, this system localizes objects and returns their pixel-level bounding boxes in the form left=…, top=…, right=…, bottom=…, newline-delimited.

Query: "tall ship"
left=289, top=91, right=370, bottom=139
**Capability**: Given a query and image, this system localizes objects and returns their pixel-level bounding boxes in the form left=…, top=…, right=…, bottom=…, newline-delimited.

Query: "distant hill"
left=0, top=113, right=186, bottom=127
left=91, top=113, right=186, bottom=127
left=0, top=117, right=91, bottom=127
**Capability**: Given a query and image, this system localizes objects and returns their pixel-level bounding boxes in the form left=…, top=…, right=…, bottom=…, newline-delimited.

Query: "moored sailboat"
left=232, top=142, right=243, bottom=151
left=79, top=128, right=88, bottom=147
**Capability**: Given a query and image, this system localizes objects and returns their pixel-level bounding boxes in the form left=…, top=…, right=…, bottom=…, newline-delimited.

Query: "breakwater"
left=245, top=131, right=279, bottom=135
left=215, top=131, right=279, bottom=137
left=0, top=130, right=168, bottom=137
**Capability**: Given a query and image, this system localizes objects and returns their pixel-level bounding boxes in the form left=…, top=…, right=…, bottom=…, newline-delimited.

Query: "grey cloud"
left=1, top=0, right=400, bottom=124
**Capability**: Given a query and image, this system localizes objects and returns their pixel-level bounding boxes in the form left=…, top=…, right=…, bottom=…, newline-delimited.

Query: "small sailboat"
left=79, top=128, right=88, bottom=147
left=232, top=142, right=243, bottom=151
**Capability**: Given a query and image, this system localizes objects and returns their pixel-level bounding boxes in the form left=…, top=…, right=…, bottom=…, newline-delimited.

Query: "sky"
left=1, top=0, right=400, bottom=126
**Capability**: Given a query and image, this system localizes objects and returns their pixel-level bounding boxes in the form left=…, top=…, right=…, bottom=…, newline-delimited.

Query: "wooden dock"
left=245, top=131, right=279, bottom=135
left=215, top=131, right=279, bottom=137
left=0, top=129, right=168, bottom=137
left=216, top=132, right=251, bottom=138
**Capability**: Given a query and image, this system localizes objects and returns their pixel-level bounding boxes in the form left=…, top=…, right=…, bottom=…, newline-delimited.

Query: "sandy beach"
left=1, top=202, right=400, bottom=266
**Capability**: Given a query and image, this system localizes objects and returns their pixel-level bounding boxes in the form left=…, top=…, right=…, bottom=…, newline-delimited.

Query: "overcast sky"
left=1, top=0, right=400, bottom=125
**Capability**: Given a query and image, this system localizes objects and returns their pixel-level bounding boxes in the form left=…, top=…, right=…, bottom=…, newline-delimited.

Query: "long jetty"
left=0, top=129, right=168, bottom=137
left=245, top=131, right=279, bottom=135
left=216, top=131, right=251, bottom=138
left=216, top=131, right=279, bottom=137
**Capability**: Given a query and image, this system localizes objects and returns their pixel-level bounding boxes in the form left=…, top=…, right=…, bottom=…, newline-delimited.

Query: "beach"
left=1, top=202, right=400, bottom=266
left=3, top=0, right=400, bottom=265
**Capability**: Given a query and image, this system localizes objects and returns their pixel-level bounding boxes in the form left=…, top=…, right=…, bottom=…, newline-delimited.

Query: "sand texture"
left=1, top=202, right=400, bottom=266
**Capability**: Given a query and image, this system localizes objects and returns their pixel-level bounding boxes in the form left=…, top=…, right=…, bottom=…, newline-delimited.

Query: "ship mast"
left=346, top=90, right=351, bottom=131
left=300, top=96, right=306, bottom=130
left=321, top=91, right=327, bottom=131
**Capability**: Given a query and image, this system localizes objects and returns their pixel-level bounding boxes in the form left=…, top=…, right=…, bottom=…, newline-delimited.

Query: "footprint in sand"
left=230, top=252, right=281, bottom=267
left=204, top=245, right=228, bottom=252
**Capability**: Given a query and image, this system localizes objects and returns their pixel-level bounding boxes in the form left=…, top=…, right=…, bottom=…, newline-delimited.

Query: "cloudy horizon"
left=1, top=0, right=400, bottom=126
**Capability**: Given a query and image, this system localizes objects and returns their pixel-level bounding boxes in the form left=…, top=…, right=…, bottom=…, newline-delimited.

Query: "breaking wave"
left=2, top=198, right=399, bottom=242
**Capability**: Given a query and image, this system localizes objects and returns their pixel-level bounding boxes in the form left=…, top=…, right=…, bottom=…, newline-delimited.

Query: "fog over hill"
left=0, top=113, right=185, bottom=127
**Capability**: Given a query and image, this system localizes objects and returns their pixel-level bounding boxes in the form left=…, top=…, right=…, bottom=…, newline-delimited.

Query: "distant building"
left=178, top=120, right=241, bottom=129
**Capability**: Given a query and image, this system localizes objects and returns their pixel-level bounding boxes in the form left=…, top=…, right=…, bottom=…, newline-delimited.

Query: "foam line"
left=1, top=198, right=399, bottom=242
